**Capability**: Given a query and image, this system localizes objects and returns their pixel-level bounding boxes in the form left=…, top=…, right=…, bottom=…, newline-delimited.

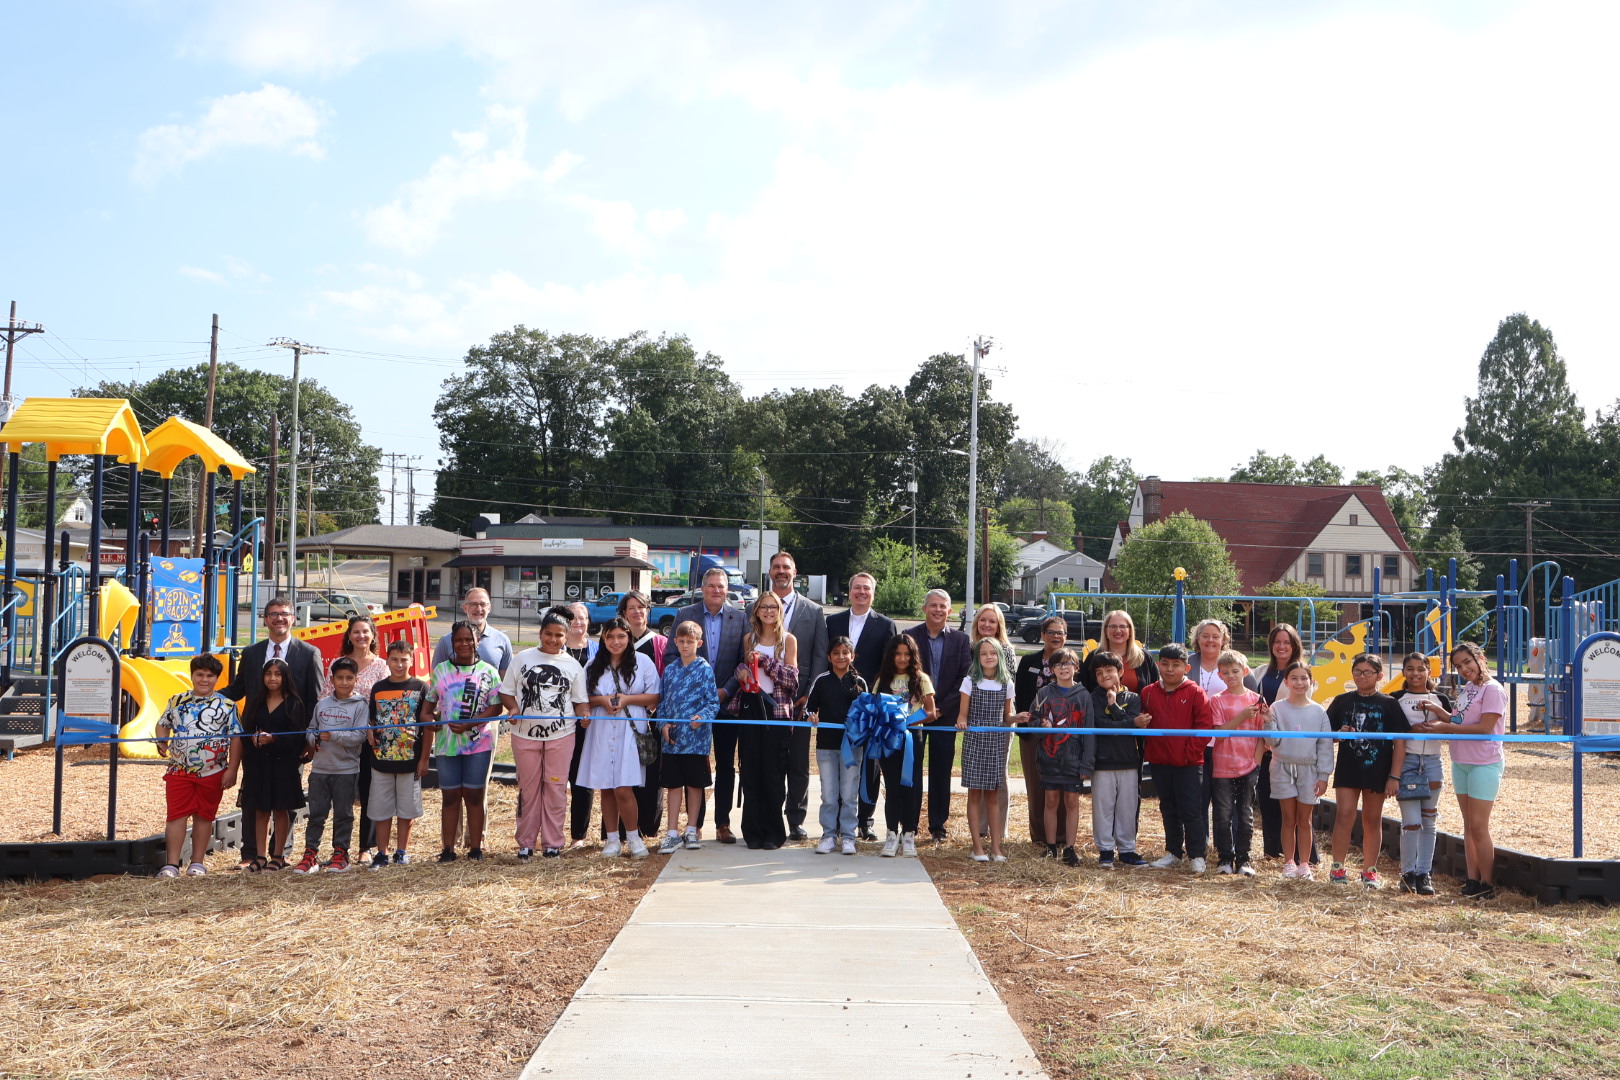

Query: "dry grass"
left=0, top=779, right=661, bottom=1080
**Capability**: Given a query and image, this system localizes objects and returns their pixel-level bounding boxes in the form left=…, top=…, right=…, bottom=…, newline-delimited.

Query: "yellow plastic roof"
left=0, top=398, right=148, bottom=463
left=142, top=416, right=256, bottom=480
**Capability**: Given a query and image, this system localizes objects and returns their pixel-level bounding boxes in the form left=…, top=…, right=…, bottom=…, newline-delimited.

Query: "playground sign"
left=1578, top=634, right=1620, bottom=729
left=62, top=638, right=119, bottom=722
left=148, top=557, right=205, bottom=656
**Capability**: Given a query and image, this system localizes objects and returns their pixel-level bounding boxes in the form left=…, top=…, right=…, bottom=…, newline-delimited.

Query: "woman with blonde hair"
left=726, top=591, right=800, bottom=849
left=1083, top=610, right=1156, bottom=693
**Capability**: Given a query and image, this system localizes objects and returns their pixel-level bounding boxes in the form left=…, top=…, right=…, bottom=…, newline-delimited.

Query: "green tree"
left=11, top=444, right=82, bottom=529
left=1229, top=450, right=1344, bottom=485
left=1429, top=313, right=1611, bottom=582
left=861, top=536, right=948, bottom=617
left=78, top=362, right=382, bottom=534
left=997, top=495, right=1076, bottom=546
left=1109, top=511, right=1242, bottom=642
left=1351, top=466, right=1430, bottom=545
left=1256, top=578, right=1340, bottom=634
left=1069, top=455, right=1139, bottom=561
left=997, top=437, right=1073, bottom=541
left=1411, top=523, right=1487, bottom=641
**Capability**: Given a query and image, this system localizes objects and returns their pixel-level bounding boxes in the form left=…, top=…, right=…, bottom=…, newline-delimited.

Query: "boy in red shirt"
left=1136, top=642, right=1214, bottom=872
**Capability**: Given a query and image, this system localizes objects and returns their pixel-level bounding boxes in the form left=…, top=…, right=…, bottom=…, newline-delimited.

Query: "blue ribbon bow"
left=842, top=692, right=922, bottom=803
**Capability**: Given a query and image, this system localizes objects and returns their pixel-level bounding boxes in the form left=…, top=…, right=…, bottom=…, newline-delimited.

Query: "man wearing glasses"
left=431, top=587, right=513, bottom=676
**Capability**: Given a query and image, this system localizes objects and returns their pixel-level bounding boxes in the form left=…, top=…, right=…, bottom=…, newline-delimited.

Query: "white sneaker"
left=840, top=838, right=857, bottom=856
left=1189, top=857, right=1207, bottom=874
left=815, top=835, right=837, bottom=855
left=1150, top=853, right=1182, bottom=869
left=881, top=831, right=901, bottom=857
left=601, top=836, right=622, bottom=859
left=1239, top=862, right=1257, bottom=877
left=901, top=832, right=918, bottom=857
left=627, top=836, right=649, bottom=859
left=971, top=852, right=990, bottom=863
left=1216, top=861, right=1235, bottom=875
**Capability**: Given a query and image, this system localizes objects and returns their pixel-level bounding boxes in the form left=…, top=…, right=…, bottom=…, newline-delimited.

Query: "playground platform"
left=521, top=842, right=1047, bottom=1079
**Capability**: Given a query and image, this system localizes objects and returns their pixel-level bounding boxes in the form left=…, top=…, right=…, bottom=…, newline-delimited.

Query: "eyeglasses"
left=1042, top=628, right=1066, bottom=636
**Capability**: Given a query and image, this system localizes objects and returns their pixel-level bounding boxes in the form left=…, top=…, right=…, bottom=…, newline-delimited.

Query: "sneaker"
left=326, top=849, right=351, bottom=873
left=1189, top=857, right=1206, bottom=874
left=1216, top=861, right=1235, bottom=875
left=881, top=831, right=900, bottom=857
left=437, top=847, right=458, bottom=864
left=815, top=835, right=837, bottom=855
left=840, top=838, right=857, bottom=856
left=393, top=850, right=410, bottom=866
left=858, top=826, right=877, bottom=842
left=1116, top=851, right=1147, bottom=867
left=1361, top=868, right=1382, bottom=890
left=1415, top=872, right=1436, bottom=896
left=1098, top=849, right=1116, bottom=869
left=1062, top=846, right=1080, bottom=867
left=600, top=835, right=621, bottom=858
left=542, top=847, right=562, bottom=858
left=685, top=829, right=703, bottom=851
left=1329, top=864, right=1349, bottom=885
left=1150, top=853, right=1182, bottom=869
left=901, top=832, right=918, bottom=857
left=991, top=853, right=1007, bottom=863
left=627, top=836, right=649, bottom=859
left=467, top=847, right=485, bottom=862
left=971, top=852, right=990, bottom=863
left=1399, top=871, right=1416, bottom=893
left=1238, top=861, right=1257, bottom=878
left=517, top=847, right=535, bottom=862
left=292, top=849, right=321, bottom=875
left=157, top=864, right=180, bottom=879
left=1282, top=860, right=1300, bottom=879
left=185, top=862, right=207, bottom=877
left=1297, top=863, right=1316, bottom=881
left=1042, top=844, right=1060, bottom=860
left=370, top=851, right=390, bottom=870
left=659, top=833, right=684, bottom=855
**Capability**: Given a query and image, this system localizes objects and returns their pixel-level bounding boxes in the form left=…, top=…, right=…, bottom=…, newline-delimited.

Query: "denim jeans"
left=817, top=748, right=862, bottom=840
left=1397, top=753, right=1444, bottom=874
left=1210, top=767, right=1259, bottom=865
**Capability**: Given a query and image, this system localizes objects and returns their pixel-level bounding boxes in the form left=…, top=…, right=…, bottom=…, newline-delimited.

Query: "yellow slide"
left=117, top=656, right=198, bottom=760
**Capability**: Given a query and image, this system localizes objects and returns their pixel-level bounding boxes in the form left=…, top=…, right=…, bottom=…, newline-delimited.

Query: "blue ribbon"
left=841, top=692, right=923, bottom=802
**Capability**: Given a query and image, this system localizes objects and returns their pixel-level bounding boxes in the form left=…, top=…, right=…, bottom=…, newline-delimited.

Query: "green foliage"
left=998, top=495, right=1075, bottom=546
left=1257, top=578, right=1340, bottom=629
left=1412, top=523, right=1487, bottom=640
left=1110, top=511, right=1242, bottom=641
left=1351, top=465, right=1430, bottom=544
left=1229, top=450, right=1344, bottom=485
left=1069, top=455, right=1138, bottom=561
left=12, top=444, right=82, bottom=529
left=78, top=362, right=382, bottom=533
left=861, top=536, right=947, bottom=617
left=982, top=516, right=1024, bottom=598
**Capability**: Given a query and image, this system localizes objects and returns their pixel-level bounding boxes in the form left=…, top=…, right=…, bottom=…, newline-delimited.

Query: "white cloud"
left=540, top=150, right=584, bottom=184
left=178, top=258, right=271, bottom=287
left=179, top=266, right=224, bottom=283
left=361, top=105, right=537, bottom=256
left=134, top=83, right=327, bottom=183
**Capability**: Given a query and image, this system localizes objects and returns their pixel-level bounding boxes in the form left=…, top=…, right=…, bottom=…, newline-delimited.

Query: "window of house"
left=1346, top=554, right=1363, bottom=577
left=1307, top=552, right=1324, bottom=577
left=564, top=567, right=614, bottom=601
left=72, top=506, right=86, bottom=522
left=1349, top=513, right=1359, bottom=526
left=1383, top=554, right=1400, bottom=580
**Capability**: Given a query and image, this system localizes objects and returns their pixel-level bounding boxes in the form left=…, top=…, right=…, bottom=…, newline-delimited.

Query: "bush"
left=859, top=536, right=949, bottom=617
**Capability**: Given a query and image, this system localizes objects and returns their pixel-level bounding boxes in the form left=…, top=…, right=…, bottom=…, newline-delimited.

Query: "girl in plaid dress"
left=955, top=638, right=1014, bottom=863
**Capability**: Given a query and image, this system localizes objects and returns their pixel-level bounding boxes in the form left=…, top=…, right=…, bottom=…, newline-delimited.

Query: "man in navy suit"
left=669, top=567, right=749, bottom=843
left=762, top=550, right=829, bottom=841
left=825, top=571, right=897, bottom=840
left=905, top=588, right=973, bottom=844
left=222, top=595, right=324, bottom=860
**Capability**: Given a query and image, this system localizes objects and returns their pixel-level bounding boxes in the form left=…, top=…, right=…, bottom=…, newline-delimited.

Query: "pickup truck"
left=585, top=592, right=681, bottom=633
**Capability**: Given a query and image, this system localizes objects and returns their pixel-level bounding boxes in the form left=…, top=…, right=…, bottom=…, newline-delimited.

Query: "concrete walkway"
left=521, top=844, right=1048, bottom=1078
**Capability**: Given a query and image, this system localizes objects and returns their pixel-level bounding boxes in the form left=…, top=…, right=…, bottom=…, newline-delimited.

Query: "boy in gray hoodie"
left=293, top=657, right=368, bottom=874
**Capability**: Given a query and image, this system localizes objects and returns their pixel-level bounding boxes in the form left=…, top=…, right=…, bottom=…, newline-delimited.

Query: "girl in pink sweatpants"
left=498, top=610, right=590, bottom=859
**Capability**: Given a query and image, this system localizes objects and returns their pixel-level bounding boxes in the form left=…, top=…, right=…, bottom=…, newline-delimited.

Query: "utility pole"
left=406, top=460, right=416, bottom=525
left=757, top=469, right=767, bottom=592
left=267, top=338, right=325, bottom=604
left=1, top=302, right=44, bottom=513
left=981, top=505, right=991, bottom=608
left=382, top=452, right=404, bottom=525
left=267, top=416, right=279, bottom=595
left=1509, top=500, right=1550, bottom=638
left=964, top=336, right=991, bottom=616
left=192, top=314, right=220, bottom=557
left=909, top=454, right=919, bottom=591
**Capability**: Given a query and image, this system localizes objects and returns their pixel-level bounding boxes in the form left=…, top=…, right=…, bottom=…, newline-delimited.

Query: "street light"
left=964, top=336, right=991, bottom=615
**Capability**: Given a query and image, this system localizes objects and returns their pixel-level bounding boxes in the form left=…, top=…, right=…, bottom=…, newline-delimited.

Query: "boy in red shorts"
left=154, top=653, right=242, bottom=878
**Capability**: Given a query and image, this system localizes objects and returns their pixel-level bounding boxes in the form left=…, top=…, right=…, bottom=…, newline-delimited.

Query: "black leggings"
left=879, top=730, right=925, bottom=834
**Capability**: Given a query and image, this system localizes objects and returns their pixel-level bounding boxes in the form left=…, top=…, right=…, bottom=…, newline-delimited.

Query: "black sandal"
left=267, top=857, right=287, bottom=872
left=246, top=856, right=268, bottom=873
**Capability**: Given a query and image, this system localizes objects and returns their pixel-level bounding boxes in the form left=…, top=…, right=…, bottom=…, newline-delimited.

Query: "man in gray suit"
left=669, top=567, right=749, bottom=843
left=762, top=550, right=829, bottom=841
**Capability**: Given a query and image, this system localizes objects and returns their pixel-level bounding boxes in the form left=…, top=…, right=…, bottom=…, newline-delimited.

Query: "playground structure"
left=0, top=397, right=434, bottom=876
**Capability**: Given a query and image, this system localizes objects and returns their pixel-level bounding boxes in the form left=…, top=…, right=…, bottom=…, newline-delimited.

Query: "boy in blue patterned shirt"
left=153, top=654, right=241, bottom=878
left=657, top=621, right=719, bottom=853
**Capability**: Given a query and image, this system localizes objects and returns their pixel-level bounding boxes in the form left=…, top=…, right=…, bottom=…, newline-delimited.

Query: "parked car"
left=585, top=592, right=681, bottom=632
left=1015, top=610, right=1103, bottom=645
left=1008, top=603, right=1045, bottom=621
left=668, top=589, right=749, bottom=609
left=296, top=590, right=384, bottom=623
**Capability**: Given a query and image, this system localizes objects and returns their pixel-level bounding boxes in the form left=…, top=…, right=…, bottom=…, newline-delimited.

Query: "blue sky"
left=6, top=1, right=1618, bottom=514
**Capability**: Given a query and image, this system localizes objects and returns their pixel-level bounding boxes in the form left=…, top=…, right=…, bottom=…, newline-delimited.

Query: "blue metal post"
left=1561, top=576, right=1576, bottom=735
left=1495, top=574, right=1505, bottom=679
left=1172, top=575, right=1186, bottom=644
left=1371, top=565, right=1382, bottom=655
left=3, top=450, right=18, bottom=684
left=1508, top=558, right=1520, bottom=675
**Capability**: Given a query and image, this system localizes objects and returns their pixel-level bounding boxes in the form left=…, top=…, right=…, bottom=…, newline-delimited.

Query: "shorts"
left=1044, top=782, right=1085, bottom=794
left=1270, top=761, right=1322, bottom=804
left=368, top=771, right=424, bottom=820
left=659, top=752, right=713, bottom=790
left=1452, top=759, right=1504, bottom=801
left=164, top=770, right=225, bottom=823
left=436, top=750, right=494, bottom=791
left=1397, top=753, right=1445, bottom=799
